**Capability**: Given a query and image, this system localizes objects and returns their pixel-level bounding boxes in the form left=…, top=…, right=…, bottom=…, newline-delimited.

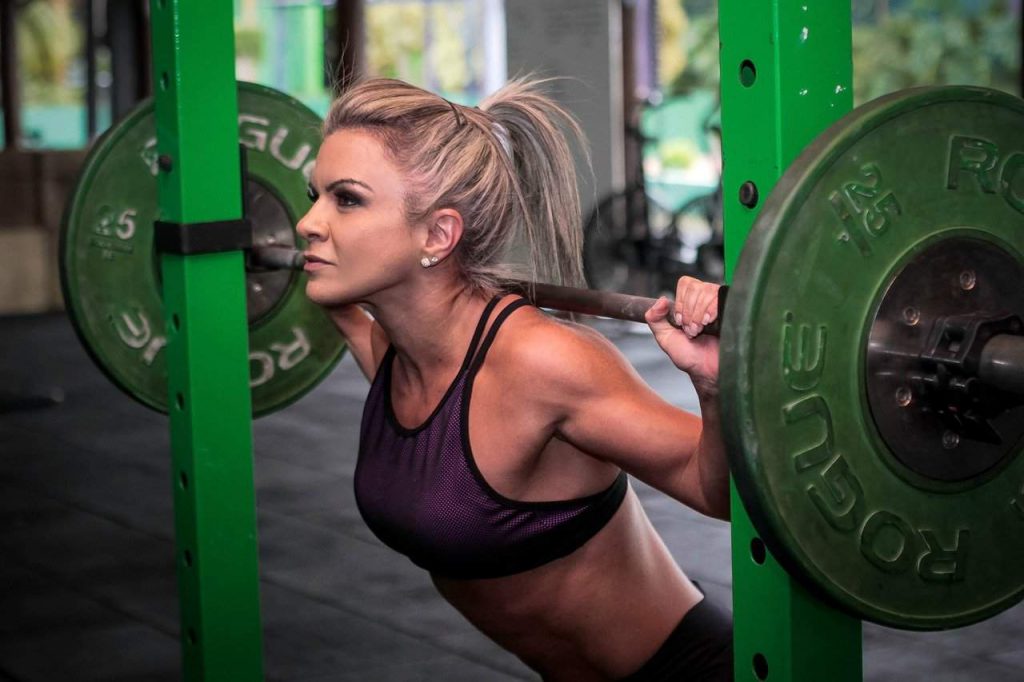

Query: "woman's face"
left=297, top=128, right=423, bottom=307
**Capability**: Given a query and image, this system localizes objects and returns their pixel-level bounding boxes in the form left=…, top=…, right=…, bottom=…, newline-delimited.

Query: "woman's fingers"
left=674, top=276, right=719, bottom=338
left=645, top=296, right=673, bottom=327
left=698, top=290, right=719, bottom=327
left=646, top=290, right=720, bottom=377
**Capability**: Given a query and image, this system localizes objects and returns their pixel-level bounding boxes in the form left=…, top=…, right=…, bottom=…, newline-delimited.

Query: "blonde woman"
left=297, top=78, right=731, bottom=681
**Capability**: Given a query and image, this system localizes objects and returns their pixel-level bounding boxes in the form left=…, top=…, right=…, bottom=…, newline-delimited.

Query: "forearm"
left=691, top=386, right=731, bottom=520
left=328, top=304, right=377, bottom=381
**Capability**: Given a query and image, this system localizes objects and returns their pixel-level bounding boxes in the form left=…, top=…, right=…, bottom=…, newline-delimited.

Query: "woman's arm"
left=326, top=304, right=389, bottom=382
left=644, top=277, right=728, bottom=517
left=521, top=312, right=729, bottom=520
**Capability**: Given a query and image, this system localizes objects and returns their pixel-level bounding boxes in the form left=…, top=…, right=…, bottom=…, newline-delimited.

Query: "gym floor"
left=1, top=313, right=1023, bottom=682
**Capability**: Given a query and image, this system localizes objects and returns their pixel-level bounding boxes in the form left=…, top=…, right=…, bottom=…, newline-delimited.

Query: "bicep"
left=533, top=330, right=705, bottom=506
left=559, top=373, right=703, bottom=502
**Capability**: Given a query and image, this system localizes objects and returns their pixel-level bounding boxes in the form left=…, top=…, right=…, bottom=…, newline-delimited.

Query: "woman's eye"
left=306, top=185, right=319, bottom=203
left=333, top=191, right=360, bottom=208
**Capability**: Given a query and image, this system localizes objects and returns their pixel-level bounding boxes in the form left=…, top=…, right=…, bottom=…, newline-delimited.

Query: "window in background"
left=363, top=0, right=505, bottom=105
left=10, top=0, right=94, bottom=149
left=235, top=0, right=332, bottom=115
left=6, top=0, right=339, bottom=149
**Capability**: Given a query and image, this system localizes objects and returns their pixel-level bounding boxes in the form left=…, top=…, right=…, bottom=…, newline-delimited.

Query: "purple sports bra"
left=354, top=296, right=628, bottom=579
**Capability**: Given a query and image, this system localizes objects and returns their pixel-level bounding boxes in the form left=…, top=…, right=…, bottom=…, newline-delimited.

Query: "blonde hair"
left=323, top=77, right=588, bottom=292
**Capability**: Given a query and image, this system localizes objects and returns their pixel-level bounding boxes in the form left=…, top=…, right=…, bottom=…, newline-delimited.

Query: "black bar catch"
left=154, top=218, right=253, bottom=255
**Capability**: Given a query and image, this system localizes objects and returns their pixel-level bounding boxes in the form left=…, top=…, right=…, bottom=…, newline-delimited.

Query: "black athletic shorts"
left=618, top=597, right=734, bottom=682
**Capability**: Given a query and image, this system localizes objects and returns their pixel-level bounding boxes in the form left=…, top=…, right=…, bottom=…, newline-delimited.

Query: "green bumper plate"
left=721, top=86, right=1024, bottom=630
left=61, top=82, right=344, bottom=416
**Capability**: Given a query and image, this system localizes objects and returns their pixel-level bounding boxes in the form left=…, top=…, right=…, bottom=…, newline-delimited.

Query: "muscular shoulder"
left=486, top=305, right=642, bottom=409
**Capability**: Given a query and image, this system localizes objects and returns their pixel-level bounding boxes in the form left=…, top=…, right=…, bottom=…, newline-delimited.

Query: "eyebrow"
left=324, top=178, right=374, bottom=194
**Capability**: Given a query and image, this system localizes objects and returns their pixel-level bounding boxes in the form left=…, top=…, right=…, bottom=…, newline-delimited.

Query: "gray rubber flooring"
left=1, top=313, right=1022, bottom=681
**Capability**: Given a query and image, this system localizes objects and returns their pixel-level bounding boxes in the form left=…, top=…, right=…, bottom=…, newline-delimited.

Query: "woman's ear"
left=423, top=208, right=464, bottom=264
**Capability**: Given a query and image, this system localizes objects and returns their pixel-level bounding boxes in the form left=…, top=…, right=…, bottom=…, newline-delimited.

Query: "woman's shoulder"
left=489, top=301, right=637, bottom=395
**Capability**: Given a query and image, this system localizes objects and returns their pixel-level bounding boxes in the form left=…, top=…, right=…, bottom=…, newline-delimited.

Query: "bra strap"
left=378, top=295, right=504, bottom=380
left=467, top=297, right=531, bottom=374
left=460, top=296, right=505, bottom=372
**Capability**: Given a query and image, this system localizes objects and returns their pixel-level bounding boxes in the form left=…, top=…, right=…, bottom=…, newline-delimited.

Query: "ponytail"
left=480, top=78, right=589, bottom=289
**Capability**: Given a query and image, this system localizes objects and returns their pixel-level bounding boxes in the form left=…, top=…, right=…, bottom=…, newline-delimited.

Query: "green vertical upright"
left=149, top=1, right=264, bottom=680
left=719, top=2, right=862, bottom=681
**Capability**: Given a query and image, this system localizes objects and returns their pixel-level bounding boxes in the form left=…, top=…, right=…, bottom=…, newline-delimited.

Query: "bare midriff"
left=432, top=489, right=705, bottom=682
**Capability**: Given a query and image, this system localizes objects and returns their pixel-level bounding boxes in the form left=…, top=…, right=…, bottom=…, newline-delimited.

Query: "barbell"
left=254, top=244, right=1024, bottom=398
left=60, top=82, right=1024, bottom=631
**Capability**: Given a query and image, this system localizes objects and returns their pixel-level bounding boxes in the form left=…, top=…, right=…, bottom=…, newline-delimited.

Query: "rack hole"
left=751, top=537, right=767, bottom=565
left=739, top=180, right=760, bottom=208
left=740, top=60, right=757, bottom=87
left=753, top=653, right=769, bottom=679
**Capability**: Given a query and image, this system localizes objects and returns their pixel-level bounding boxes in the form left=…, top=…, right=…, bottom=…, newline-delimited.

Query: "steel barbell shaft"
left=507, top=281, right=724, bottom=336
left=978, top=335, right=1024, bottom=395
left=254, top=246, right=724, bottom=335
left=249, top=245, right=306, bottom=270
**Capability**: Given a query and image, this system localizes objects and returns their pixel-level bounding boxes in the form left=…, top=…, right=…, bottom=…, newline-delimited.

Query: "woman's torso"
left=361, top=296, right=704, bottom=680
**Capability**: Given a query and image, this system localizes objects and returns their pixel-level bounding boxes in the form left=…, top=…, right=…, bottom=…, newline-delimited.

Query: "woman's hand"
left=644, top=276, right=720, bottom=393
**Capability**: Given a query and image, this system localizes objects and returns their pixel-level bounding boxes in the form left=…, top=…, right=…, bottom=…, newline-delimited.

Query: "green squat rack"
left=73, top=1, right=1018, bottom=680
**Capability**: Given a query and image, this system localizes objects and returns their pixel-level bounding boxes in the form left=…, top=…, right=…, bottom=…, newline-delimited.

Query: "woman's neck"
left=367, top=279, right=494, bottom=388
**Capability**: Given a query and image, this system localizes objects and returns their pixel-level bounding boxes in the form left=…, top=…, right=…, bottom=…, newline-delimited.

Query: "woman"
left=296, top=77, right=731, bottom=681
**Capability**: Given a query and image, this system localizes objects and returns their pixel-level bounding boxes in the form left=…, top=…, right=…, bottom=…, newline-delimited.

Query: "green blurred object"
left=641, top=91, right=717, bottom=154
left=851, top=0, right=1019, bottom=104
left=234, top=26, right=264, bottom=61
left=657, top=139, right=699, bottom=169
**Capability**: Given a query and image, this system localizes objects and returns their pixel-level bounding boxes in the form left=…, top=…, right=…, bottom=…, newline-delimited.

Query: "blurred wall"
left=505, top=0, right=624, bottom=215
left=0, top=150, right=85, bottom=314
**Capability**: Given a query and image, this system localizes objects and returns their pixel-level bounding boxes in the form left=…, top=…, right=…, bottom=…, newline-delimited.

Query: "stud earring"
left=420, top=257, right=431, bottom=267
left=430, top=256, right=439, bottom=264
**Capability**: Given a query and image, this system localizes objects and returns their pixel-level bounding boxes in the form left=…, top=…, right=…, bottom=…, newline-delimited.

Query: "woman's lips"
left=302, top=253, right=332, bottom=272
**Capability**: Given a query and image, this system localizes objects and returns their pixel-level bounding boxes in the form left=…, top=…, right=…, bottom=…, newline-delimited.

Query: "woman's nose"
left=296, top=208, right=323, bottom=242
